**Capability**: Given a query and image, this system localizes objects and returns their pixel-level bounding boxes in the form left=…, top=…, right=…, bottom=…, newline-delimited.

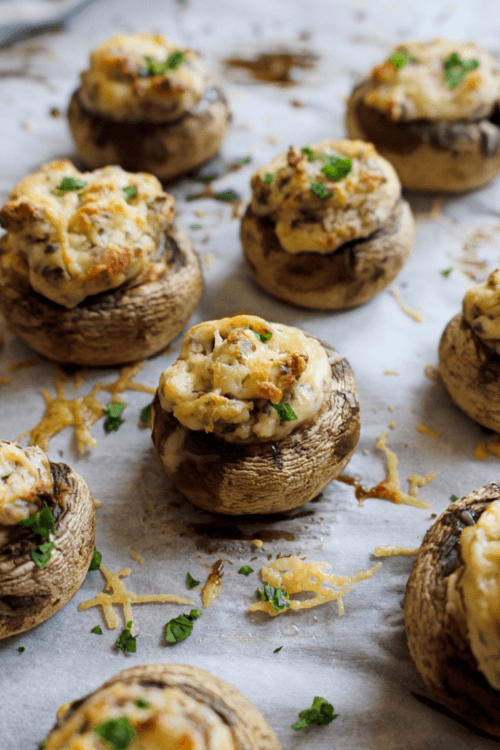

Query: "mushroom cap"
left=0, top=225, right=203, bottom=366
left=151, top=339, right=360, bottom=514
left=346, top=82, right=500, bottom=192
left=240, top=198, right=414, bottom=310
left=68, top=85, right=231, bottom=181
left=43, top=663, right=281, bottom=749
left=438, top=312, right=500, bottom=431
left=404, top=483, right=500, bottom=735
left=0, top=462, right=96, bottom=639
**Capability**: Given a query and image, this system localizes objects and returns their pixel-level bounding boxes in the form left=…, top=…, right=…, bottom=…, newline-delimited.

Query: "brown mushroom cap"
left=43, top=663, right=281, bottom=749
left=240, top=198, right=414, bottom=310
left=438, top=312, right=500, bottom=431
left=346, top=82, right=500, bottom=192
left=151, top=339, right=360, bottom=514
left=0, top=225, right=203, bottom=366
left=404, top=483, right=500, bottom=735
left=68, top=85, right=231, bottom=181
left=0, top=462, right=96, bottom=639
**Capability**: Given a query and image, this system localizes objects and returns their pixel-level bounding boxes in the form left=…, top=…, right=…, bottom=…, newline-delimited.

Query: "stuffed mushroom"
left=405, top=483, right=500, bottom=736
left=0, top=440, right=96, bottom=639
left=0, top=159, right=203, bottom=366
left=68, top=33, right=231, bottom=181
left=439, top=269, right=500, bottom=431
left=240, top=140, right=414, bottom=310
left=346, top=39, right=500, bottom=192
left=151, top=314, right=360, bottom=514
left=40, top=662, right=281, bottom=749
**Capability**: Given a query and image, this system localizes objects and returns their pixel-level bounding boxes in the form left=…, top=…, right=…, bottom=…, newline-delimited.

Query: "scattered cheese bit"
left=78, top=564, right=192, bottom=631
left=373, top=407, right=378, bottom=413
left=264, top=133, right=280, bottom=144
left=390, top=287, right=424, bottom=322
left=430, top=195, right=444, bottom=219
left=424, top=364, right=441, bottom=380
left=96, top=362, right=156, bottom=399
left=384, top=370, right=399, bottom=376
left=416, top=424, right=440, bottom=439
left=253, top=539, right=264, bottom=548
left=203, top=254, right=213, bottom=270
left=93, top=498, right=102, bottom=508
left=387, top=405, right=394, bottom=412
left=129, top=549, right=144, bottom=565
left=408, top=471, right=439, bottom=498
left=363, top=448, right=368, bottom=455
left=389, top=421, right=396, bottom=429
left=373, top=546, right=419, bottom=557
left=202, top=559, right=224, bottom=608
left=474, top=440, right=489, bottom=461
left=7, top=357, right=45, bottom=372
left=374, top=433, right=430, bottom=508
left=249, top=556, right=381, bottom=617
left=488, top=440, right=500, bottom=458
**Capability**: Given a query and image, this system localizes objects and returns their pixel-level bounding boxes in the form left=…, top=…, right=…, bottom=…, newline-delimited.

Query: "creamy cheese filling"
left=463, top=268, right=500, bottom=352
left=250, top=140, right=400, bottom=254
left=44, top=682, right=236, bottom=750
left=364, top=38, right=500, bottom=122
left=158, top=315, right=330, bottom=443
left=79, top=33, right=207, bottom=122
left=0, top=440, right=53, bottom=527
left=460, top=499, right=500, bottom=690
left=0, top=160, right=175, bottom=308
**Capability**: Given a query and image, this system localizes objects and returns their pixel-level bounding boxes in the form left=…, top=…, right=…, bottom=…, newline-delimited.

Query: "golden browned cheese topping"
left=250, top=140, right=400, bottom=254
left=0, top=440, right=53, bottom=527
left=0, top=160, right=175, bottom=308
left=78, top=33, right=207, bottom=122
left=460, top=500, right=500, bottom=690
left=463, top=269, right=500, bottom=352
left=44, top=682, right=236, bottom=750
left=158, top=314, right=330, bottom=443
left=364, top=38, right=500, bottom=121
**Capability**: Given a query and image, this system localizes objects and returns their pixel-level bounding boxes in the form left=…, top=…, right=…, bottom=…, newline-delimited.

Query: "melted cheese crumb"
left=408, top=471, right=439, bottom=497
left=390, top=287, right=424, bottom=322
left=158, top=315, right=330, bottom=443
left=474, top=440, right=489, bottom=461
left=0, top=440, right=53, bottom=526
left=375, top=433, right=431, bottom=509
left=463, top=268, right=500, bottom=352
left=416, top=424, right=440, bottom=439
left=373, top=545, right=419, bottom=557
left=201, top=559, right=224, bottom=608
left=249, top=556, right=381, bottom=617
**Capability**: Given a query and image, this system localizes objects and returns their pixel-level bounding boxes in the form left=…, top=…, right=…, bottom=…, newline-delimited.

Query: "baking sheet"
left=2, top=0, right=500, bottom=747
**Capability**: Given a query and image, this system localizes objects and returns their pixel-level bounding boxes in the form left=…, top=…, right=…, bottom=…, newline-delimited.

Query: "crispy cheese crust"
left=0, top=160, right=175, bottom=308
left=0, top=440, right=53, bottom=528
left=158, top=314, right=330, bottom=443
left=463, top=269, right=500, bottom=352
left=364, top=38, right=500, bottom=122
left=79, top=33, right=207, bottom=122
left=250, top=140, right=400, bottom=254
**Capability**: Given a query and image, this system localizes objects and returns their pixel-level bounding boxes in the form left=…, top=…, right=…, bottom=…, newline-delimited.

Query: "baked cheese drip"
left=44, top=682, right=236, bottom=750
left=364, top=39, right=500, bottom=122
left=0, top=160, right=175, bottom=308
left=463, top=269, right=500, bottom=352
left=79, top=33, right=207, bottom=122
left=250, top=140, right=400, bottom=254
left=460, top=500, right=500, bottom=690
left=158, top=315, right=330, bottom=443
left=0, top=440, right=53, bottom=526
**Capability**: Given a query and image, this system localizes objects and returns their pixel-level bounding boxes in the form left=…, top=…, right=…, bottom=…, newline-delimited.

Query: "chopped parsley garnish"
left=309, top=182, right=332, bottom=199
left=443, top=51, right=479, bottom=90
left=91, top=625, right=103, bottom=634
left=144, top=50, right=186, bottom=76
left=17, top=646, right=25, bottom=654
left=186, top=572, right=200, bottom=589
left=250, top=556, right=257, bottom=561
left=257, top=583, right=290, bottom=612
left=321, top=155, right=352, bottom=181
left=31, top=541, right=55, bottom=569
left=238, top=157, right=251, bottom=164
left=114, top=621, right=137, bottom=653
left=88, top=549, right=102, bottom=571
left=263, top=172, right=276, bottom=185
left=122, top=186, right=137, bottom=199
left=103, top=402, right=126, bottom=431
left=442, top=268, right=453, bottom=276
left=388, top=49, right=415, bottom=69
left=251, top=329, right=272, bottom=343
left=165, top=609, right=201, bottom=644
left=136, top=698, right=151, bottom=709
left=195, top=174, right=218, bottom=183
left=93, top=716, right=137, bottom=750
left=191, top=224, right=201, bottom=229
left=273, top=646, right=283, bottom=653
left=291, top=696, right=338, bottom=731
left=215, top=189, right=241, bottom=202
left=51, top=177, right=87, bottom=196
left=301, top=147, right=316, bottom=162
left=451, top=494, right=459, bottom=502
left=19, top=503, right=54, bottom=542
left=271, top=402, right=298, bottom=422
left=140, top=404, right=151, bottom=424
left=238, top=565, right=254, bottom=575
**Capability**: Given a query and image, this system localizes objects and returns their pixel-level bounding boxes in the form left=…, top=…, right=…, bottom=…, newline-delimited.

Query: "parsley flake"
left=250, top=556, right=257, bottom=561
left=238, top=157, right=251, bottom=164
left=301, top=147, right=316, bottom=162
left=191, top=224, right=201, bottom=229
left=271, top=402, right=298, bottom=422
left=144, top=50, right=186, bottom=76
left=442, top=268, right=453, bottom=276
left=186, top=572, right=200, bottom=589
left=31, top=541, right=54, bottom=569
left=140, top=404, right=151, bottom=424
left=257, top=583, right=290, bottom=612
left=238, top=565, right=254, bottom=575
left=114, top=621, right=137, bottom=653
left=122, top=186, right=137, bottom=199
left=91, top=625, right=103, bottom=635
left=321, top=155, right=352, bottom=181
left=17, top=646, right=25, bottom=654
left=136, top=698, right=151, bottom=709
left=93, top=716, right=137, bottom=750
left=215, top=189, right=241, bottom=202
left=195, top=174, right=218, bottom=183
left=451, top=494, right=459, bottom=502
left=251, top=329, right=272, bottom=343
left=291, top=696, right=338, bottom=731
left=51, top=177, right=87, bottom=196
left=103, top=402, right=125, bottom=431
left=263, top=172, right=275, bottom=185
left=19, top=503, right=54, bottom=542
left=309, top=182, right=332, bottom=199
left=165, top=610, right=201, bottom=644
left=388, top=49, right=415, bottom=69
left=273, top=646, right=283, bottom=653
left=443, top=52, right=480, bottom=90
left=88, top=549, right=102, bottom=571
